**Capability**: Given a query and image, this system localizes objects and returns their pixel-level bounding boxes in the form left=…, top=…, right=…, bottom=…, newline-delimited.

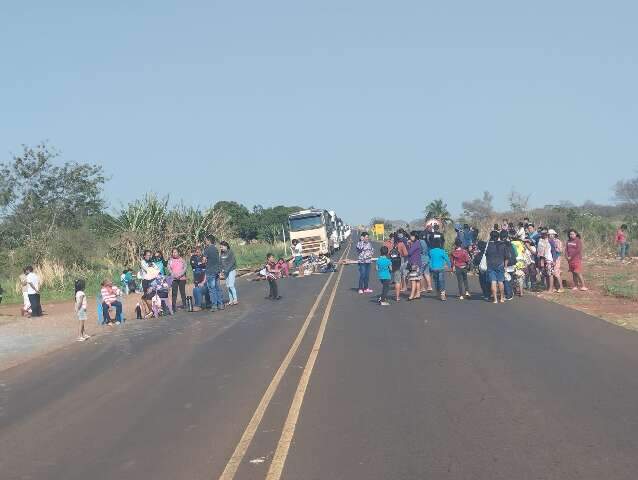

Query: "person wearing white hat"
left=548, top=229, right=564, bottom=293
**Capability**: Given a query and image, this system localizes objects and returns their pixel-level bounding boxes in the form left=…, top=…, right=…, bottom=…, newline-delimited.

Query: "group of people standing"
left=354, top=218, right=592, bottom=307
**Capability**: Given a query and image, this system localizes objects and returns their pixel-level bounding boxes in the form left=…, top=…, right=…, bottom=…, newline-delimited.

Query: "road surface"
left=1, top=242, right=638, bottom=479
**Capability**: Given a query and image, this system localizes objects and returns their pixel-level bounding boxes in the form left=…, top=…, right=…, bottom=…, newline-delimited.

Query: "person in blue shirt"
left=430, top=247, right=452, bottom=301
left=429, top=246, right=452, bottom=301
left=376, top=246, right=392, bottom=306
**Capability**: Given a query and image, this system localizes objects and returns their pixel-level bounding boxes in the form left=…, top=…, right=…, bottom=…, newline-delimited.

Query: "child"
left=277, top=257, right=290, bottom=277
left=429, top=245, right=451, bottom=301
left=292, top=239, right=304, bottom=277
left=407, top=264, right=421, bottom=301
left=74, top=279, right=90, bottom=341
left=265, top=253, right=281, bottom=300
left=376, top=246, right=392, bottom=306
left=451, top=238, right=471, bottom=299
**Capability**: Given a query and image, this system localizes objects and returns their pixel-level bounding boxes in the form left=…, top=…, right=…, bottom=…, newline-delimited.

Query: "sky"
left=1, top=1, right=637, bottom=225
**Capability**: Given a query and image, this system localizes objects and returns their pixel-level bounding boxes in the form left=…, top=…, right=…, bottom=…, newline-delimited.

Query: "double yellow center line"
left=218, top=243, right=351, bottom=480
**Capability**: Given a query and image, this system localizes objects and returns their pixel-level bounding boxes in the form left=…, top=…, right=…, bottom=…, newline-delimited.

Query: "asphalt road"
left=1, top=241, right=638, bottom=480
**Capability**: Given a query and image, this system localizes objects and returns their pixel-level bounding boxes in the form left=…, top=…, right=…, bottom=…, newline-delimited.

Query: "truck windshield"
left=289, top=215, right=323, bottom=232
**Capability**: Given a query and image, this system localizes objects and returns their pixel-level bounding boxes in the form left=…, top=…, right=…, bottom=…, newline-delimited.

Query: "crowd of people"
left=354, top=218, right=594, bottom=306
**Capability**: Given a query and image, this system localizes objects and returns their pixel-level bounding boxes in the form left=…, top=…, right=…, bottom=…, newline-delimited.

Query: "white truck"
left=288, top=209, right=335, bottom=257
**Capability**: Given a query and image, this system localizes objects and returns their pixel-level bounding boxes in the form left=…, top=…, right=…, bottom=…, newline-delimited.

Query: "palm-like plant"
left=424, top=199, right=452, bottom=225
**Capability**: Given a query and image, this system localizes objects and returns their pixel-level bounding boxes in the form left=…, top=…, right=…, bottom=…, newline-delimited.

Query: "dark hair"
left=360, top=231, right=369, bottom=238
left=380, top=246, right=389, bottom=255
left=454, top=238, right=463, bottom=247
left=527, top=223, right=535, bottom=228
left=621, top=224, right=628, bottom=230
left=410, top=230, right=419, bottom=238
left=266, top=252, right=274, bottom=259
left=75, top=279, right=86, bottom=293
left=206, top=234, right=216, bottom=243
left=432, top=224, right=439, bottom=230
left=292, top=239, right=298, bottom=245
left=220, top=241, right=230, bottom=249
left=568, top=229, right=581, bottom=238
left=490, top=230, right=500, bottom=241
left=463, top=224, right=469, bottom=229
left=143, top=249, right=152, bottom=257
left=493, top=224, right=500, bottom=231
left=25, top=265, right=33, bottom=273
left=499, top=230, right=509, bottom=241
left=278, top=257, right=285, bottom=262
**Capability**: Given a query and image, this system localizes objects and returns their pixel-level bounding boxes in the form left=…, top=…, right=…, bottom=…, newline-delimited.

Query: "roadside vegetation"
left=0, top=143, right=299, bottom=304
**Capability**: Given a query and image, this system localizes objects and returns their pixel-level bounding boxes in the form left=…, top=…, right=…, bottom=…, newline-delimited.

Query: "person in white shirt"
left=25, top=266, right=42, bottom=317
left=19, top=268, right=32, bottom=316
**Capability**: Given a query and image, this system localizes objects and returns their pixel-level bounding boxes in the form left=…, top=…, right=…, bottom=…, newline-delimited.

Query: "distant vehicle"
left=288, top=209, right=335, bottom=256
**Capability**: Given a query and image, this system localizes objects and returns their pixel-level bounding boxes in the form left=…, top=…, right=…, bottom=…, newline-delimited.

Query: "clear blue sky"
left=1, top=1, right=636, bottom=224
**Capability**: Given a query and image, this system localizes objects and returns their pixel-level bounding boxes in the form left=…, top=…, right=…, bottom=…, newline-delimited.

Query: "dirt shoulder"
left=536, top=255, right=638, bottom=331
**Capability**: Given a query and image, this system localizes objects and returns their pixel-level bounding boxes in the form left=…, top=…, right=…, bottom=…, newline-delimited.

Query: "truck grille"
left=298, top=236, right=324, bottom=254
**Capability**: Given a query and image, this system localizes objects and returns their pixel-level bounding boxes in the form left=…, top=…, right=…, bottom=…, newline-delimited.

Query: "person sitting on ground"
left=485, top=230, right=508, bottom=304
left=566, top=229, right=588, bottom=291
left=100, top=279, right=122, bottom=326
left=74, top=279, right=90, bottom=341
left=376, top=246, right=392, bottom=306
left=451, top=238, right=471, bottom=300
left=291, top=239, right=304, bottom=277
left=276, top=257, right=290, bottom=277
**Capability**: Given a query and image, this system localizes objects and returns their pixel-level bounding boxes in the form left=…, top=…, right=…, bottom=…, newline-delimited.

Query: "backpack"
left=419, top=239, right=430, bottom=265
left=389, top=247, right=401, bottom=271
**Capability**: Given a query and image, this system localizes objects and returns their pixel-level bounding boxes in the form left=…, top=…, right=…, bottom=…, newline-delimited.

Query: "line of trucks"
left=287, top=209, right=351, bottom=257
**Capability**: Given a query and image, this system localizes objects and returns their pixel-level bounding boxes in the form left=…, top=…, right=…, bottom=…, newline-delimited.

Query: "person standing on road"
left=407, top=231, right=423, bottom=300
left=485, top=230, right=508, bottom=304
left=388, top=241, right=403, bottom=302
left=265, top=253, right=282, bottom=300
left=168, top=248, right=188, bottom=312
left=292, top=239, right=304, bottom=277
left=451, top=238, right=471, bottom=300
left=566, top=229, right=588, bottom=291
left=74, top=279, right=90, bottom=341
left=190, top=246, right=209, bottom=310
left=429, top=244, right=451, bottom=301
left=419, top=233, right=433, bottom=293
left=25, top=266, right=42, bottom=317
left=376, top=246, right=392, bottom=306
left=19, top=268, right=31, bottom=317
left=537, top=229, right=554, bottom=292
left=616, top=224, right=630, bottom=261
left=548, top=229, right=564, bottom=293
left=203, top=235, right=224, bottom=311
left=356, top=232, right=374, bottom=294
left=395, top=231, right=409, bottom=292
left=220, top=241, right=239, bottom=306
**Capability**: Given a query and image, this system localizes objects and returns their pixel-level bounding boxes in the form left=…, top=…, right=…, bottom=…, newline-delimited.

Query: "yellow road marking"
left=265, top=245, right=349, bottom=480
left=218, top=244, right=351, bottom=480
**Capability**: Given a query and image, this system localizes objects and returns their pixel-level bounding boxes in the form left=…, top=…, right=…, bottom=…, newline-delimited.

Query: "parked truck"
left=288, top=209, right=336, bottom=256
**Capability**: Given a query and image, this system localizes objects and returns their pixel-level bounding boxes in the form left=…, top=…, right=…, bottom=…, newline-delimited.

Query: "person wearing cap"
left=548, top=229, right=564, bottom=293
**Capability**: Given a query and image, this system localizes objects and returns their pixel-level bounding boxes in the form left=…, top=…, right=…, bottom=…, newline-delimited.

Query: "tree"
left=0, top=143, right=107, bottom=251
left=424, top=199, right=451, bottom=224
left=507, top=190, right=530, bottom=213
left=461, top=191, right=494, bottom=221
left=614, top=173, right=638, bottom=206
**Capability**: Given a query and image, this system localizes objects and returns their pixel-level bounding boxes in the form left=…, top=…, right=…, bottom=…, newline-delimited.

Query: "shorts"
left=568, top=259, right=582, bottom=273
left=421, top=264, right=430, bottom=275
left=293, top=256, right=303, bottom=267
left=77, top=309, right=87, bottom=321
left=392, top=269, right=402, bottom=284
left=487, top=266, right=505, bottom=283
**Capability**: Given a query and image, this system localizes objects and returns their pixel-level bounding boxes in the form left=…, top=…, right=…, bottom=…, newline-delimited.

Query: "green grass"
left=234, top=242, right=287, bottom=269
left=602, top=273, right=638, bottom=300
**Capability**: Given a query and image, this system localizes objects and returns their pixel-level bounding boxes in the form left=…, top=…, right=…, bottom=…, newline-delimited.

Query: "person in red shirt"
left=616, top=224, right=630, bottom=261
left=566, top=229, right=588, bottom=291
left=451, top=238, right=472, bottom=299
